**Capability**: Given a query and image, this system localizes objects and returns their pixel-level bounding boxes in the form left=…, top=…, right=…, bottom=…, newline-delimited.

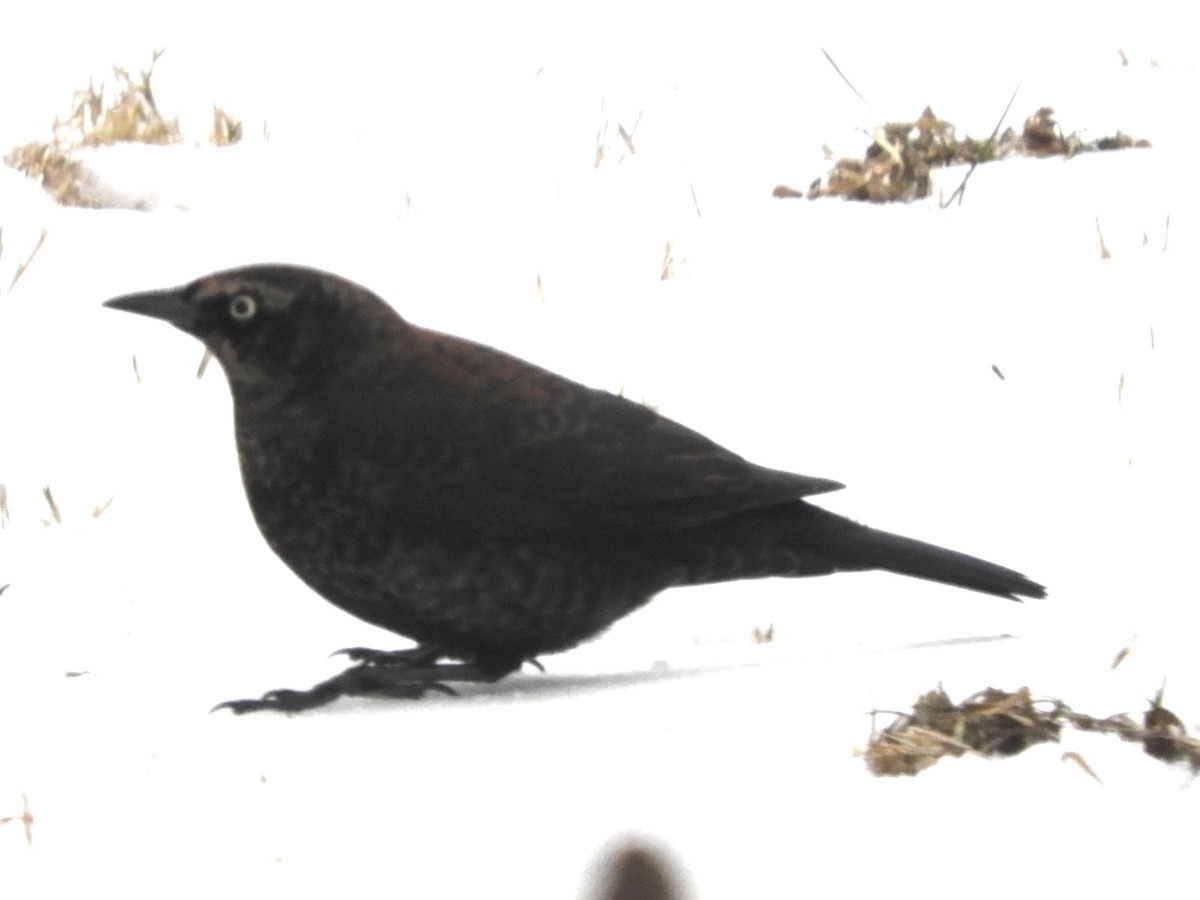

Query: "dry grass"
left=210, top=104, right=243, bottom=147
left=41, top=485, right=62, bottom=525
left=783, top=105, right=1151, bottom=205
left=4, top=50, right=241, bottom=208
left=751, top=623, right=775, bottom=644
left=7, top=226, right=47, bottom=292
left=0, top=222, right=48, bottom=300
left=865, top=683, right=1200, bottom=779
left=593, top=100, right=641, bottom=169
left=0, top=793, right=34, bottom=846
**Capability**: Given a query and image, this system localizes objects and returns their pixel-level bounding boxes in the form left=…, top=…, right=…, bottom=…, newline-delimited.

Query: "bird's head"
left=104, top=265, right=406, bottom=390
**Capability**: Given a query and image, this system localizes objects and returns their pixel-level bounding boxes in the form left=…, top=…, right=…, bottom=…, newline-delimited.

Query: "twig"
left=42, top=486, right=62, bottom=524
left=941, top=83, right=1021, bottom=208
left=820, top=48, right=870, bottom=107
left=9, top=228, right=48, bottom=292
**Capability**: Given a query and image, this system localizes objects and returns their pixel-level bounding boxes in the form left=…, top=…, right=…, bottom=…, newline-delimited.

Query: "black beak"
left=103, top=286, right=197, bottom=332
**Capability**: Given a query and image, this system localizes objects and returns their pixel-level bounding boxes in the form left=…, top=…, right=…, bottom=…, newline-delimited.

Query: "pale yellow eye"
left=229, top=294, right=258, bottom=321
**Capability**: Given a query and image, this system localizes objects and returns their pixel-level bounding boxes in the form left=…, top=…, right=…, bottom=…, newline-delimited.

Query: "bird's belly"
left=244, top=486, right=669, bottom=658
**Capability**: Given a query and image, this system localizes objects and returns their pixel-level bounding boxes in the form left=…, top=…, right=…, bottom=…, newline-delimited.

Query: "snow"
left=2, top=2, right=1199, bottom=897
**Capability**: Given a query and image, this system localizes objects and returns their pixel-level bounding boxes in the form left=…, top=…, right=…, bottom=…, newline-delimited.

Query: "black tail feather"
left=801, top=505, right=1045, bottom=600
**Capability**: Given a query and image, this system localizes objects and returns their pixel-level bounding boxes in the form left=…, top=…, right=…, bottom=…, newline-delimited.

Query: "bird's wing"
left=335, top=334, right=842, bottom=540
left=484, top=386, right=844, bottom=533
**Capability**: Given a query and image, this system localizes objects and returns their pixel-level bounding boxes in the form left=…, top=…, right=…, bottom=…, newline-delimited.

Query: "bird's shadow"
left=217, top=632, right=1019, bottom=715
left=456, top=661, right=743, bottom=701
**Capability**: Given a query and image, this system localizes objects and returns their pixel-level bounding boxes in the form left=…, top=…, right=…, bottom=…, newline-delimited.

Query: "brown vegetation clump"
left=787, top=105, right=1151, bottom=204
left=865, top=683, right=1200, bottom=779
left=4, top=50, right=241, bottom=207
left=865, top=686, right=1060, bottom=776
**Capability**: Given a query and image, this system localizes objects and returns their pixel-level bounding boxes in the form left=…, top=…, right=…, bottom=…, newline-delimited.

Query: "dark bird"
left=104, top=265, right=1044, bottom=713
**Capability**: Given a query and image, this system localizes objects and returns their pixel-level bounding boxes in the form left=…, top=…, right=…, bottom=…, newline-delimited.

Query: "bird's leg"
left=340, top=644, right=546, bottom=673
left=213, top=650, right=524, bottom=714
left=334, top=644, right=446, bottom=666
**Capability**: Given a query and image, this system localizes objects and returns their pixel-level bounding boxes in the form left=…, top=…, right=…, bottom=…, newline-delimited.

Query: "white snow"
left=2, top=2, right=1199, bottom=897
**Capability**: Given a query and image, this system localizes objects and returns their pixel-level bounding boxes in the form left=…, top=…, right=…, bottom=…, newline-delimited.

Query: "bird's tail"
left=669, top=502, right=1045, bottom=601
left=820, top=511, right=1046, bottom=602
left=802, top=505, right=1045, bottom=600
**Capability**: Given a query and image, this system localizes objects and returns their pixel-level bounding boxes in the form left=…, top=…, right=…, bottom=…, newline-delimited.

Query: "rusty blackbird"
left=104, top=265, right=1044, bottom=712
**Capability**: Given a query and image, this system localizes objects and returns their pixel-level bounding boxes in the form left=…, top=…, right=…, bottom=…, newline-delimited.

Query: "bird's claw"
left=212, top=667, right=459, bottom=714
left=212, top=687, right=337, bottom=715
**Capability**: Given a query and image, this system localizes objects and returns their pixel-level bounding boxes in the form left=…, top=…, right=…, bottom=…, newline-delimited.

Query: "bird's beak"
left=103, top=286, right=197, bottom=331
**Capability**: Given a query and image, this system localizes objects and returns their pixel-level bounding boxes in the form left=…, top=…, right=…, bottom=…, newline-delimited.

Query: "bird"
left=103, top=264, right=1044, bottom=713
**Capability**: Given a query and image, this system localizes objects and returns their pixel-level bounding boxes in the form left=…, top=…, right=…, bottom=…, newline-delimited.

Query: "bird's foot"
left=212, top=663, right=459, bottom=714
left=213, top=652, right=523, bottom=714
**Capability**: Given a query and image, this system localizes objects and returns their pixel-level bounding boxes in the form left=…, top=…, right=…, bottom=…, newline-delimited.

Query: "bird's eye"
left=229, top=294, right=258, bottom=322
